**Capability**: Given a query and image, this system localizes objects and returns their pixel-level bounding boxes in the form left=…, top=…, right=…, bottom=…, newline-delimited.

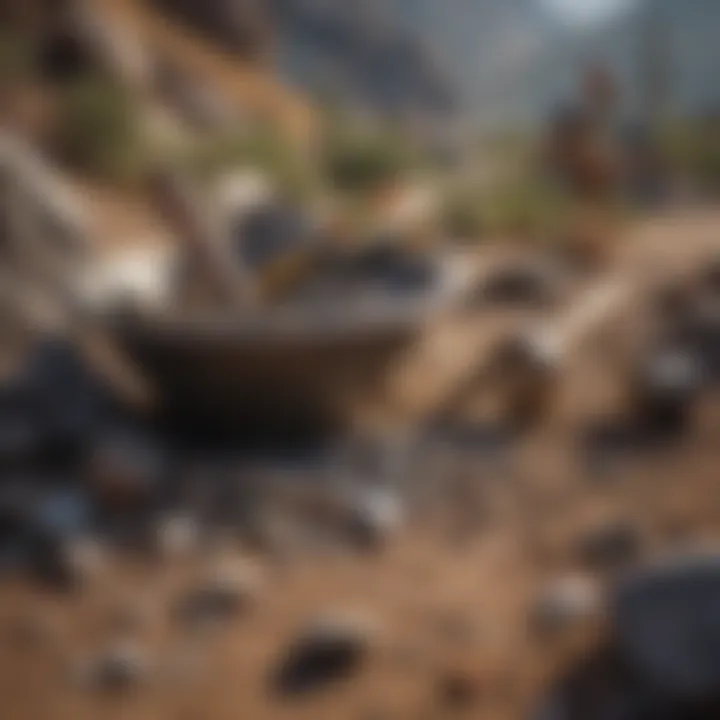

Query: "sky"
left=542, top=0, right=636, bottom=26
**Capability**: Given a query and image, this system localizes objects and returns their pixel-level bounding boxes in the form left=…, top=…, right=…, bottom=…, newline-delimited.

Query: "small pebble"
left=156, top=514, right=200, bottom=558
left=345, top=487, right=404, bottom=551
left=173, top=559, right=261, bottom=629
left=531, top=574, right=602, bottom=638
left=32, top=490, right=91, bottom=539
left=82, top=641, right=151, bottom=693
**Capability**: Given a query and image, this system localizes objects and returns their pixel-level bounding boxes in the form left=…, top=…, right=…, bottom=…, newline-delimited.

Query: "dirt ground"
left=0, top=209, right=718, bottom=720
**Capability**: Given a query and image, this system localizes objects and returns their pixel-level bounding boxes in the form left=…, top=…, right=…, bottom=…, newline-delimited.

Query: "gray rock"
left=630, top=345, right=704, bottom=437
left=640, top=347, right=703, bottom=399
left=530, top=694, right=571, bottom=720
left=614, top=552, right=720, bottom=700
left=83, top=641, right=151, bottom=693
left=155, top=514, right=201, bottom=559
left=32, top=490, right=91, bottom=539
left=232, top=202, right=318, bottom=275
left=27, top=489, right=103, bottom=590
left=272, top=611, right=376, bottom=695
left=344, top=486, right=404, bottom=551
left=23, top=338, right=108, bottom=446
left=173, top=559, right=261, bottom=629
left=531, top=574, right=602, bottom=638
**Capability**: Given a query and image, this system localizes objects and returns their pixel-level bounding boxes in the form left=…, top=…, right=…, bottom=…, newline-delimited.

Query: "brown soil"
left=0, top=209, right=718, bottom=719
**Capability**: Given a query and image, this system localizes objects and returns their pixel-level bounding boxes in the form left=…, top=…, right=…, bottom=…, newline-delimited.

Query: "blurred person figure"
left=544, top=64, right=623, bottom=270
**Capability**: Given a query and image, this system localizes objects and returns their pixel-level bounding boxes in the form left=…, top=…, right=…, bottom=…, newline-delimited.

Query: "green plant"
left=482, top=178, right=571, bottom=239
left=440, top=175, right=572, bottom=243
left=661, top=121, right=720, bottom=193
left=184, top=128, right=319, bottom=202
left=321, top=128, right=420, bottom=195
left=57, top=75, right=143, bottom=180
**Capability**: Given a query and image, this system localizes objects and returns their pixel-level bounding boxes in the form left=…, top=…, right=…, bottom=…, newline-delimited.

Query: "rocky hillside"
left=268, top=0, right=720, bottom=127
left=272, top=0, right=457, bottom=124
left=4, top=0, right=717, bottom=137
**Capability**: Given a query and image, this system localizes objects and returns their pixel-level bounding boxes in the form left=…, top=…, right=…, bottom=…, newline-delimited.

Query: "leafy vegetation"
left=183, top=127, right=320, bottom=202
left=321, top=124, right=424, bottom=195
left=440, top=175, right=572, bottom=243
left=661, top=120, right=720, bottom=194
left=56, top=75, right=144, bottom=181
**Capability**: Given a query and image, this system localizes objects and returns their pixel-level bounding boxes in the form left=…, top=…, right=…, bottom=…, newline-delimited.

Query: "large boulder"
left=614, top=553, right=720, bottom=701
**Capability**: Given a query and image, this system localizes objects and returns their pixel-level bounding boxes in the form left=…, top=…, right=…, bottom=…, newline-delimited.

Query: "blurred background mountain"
left=272, top=0, right=720, bottom=127
left=2, top=0, right=720, bottom=133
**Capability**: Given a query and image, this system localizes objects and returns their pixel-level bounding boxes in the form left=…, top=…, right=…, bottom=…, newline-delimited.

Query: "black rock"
left=531, top=646, right=650, bottom=720
left=173, top=561, right=260, bottom=629
left=22, top=338, right=112, bottom=455
left=0, top=411, right=42, bottom=468
left=155, top=514, right=201, bottom=559
left=349, top=242, right=436, bottom=294
left=614, top=553, right=720, bottom=703
left=0, top=482, right=34, bottom=547
left=272, top=612, right=374, bottom=696
left=26, top=489, right=99, bottom=590
left=85, top=641, right=150, bottom=693
left=630, top=346, right=703, bottom=438
left=234, top=203, right=316, bottom=273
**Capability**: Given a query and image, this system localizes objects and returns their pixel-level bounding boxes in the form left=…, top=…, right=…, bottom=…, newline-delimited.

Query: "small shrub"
left=440, top=177, right=571, bottom=243
left=184, top=128, right=319, bottom=202
left=661, top=122, right=720, bottom=194
left=56, top=75, right=143, bottom=180
left=322, top=130, right=419, bottom=195
left=482, top=179, right=570, bottom=240
left=441, top=190, right=485, bottom=240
